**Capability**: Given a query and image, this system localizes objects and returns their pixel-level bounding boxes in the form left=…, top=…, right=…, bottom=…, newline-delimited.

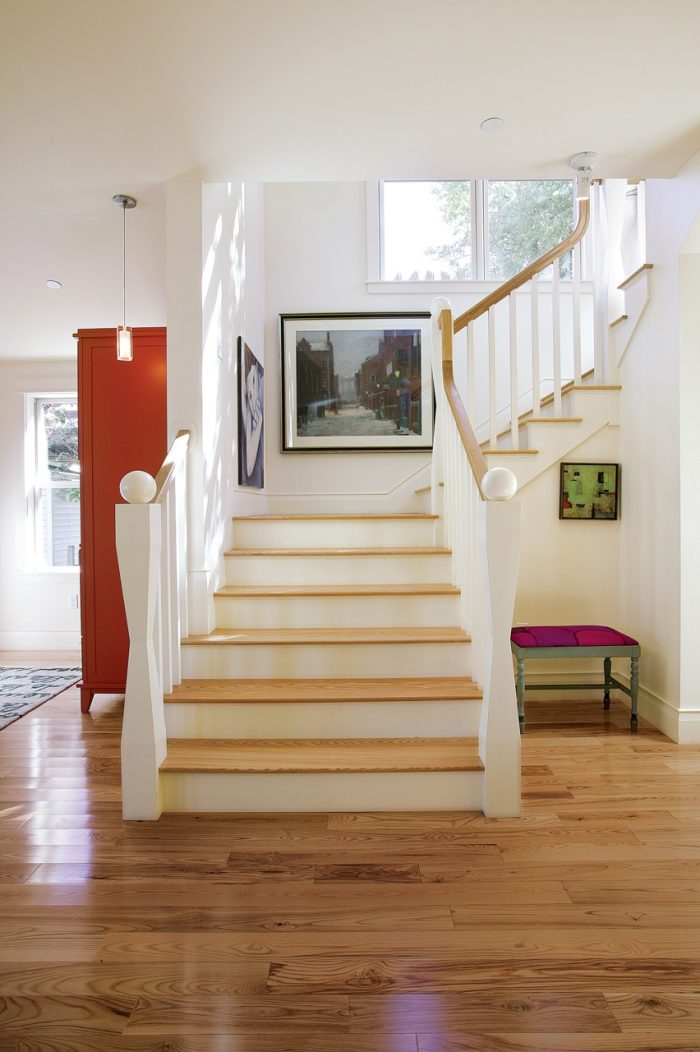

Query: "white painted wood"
left=159, top=488, right=173, bottom=695
left=592, top=181, right=608, bottom=384
left=530, top=276, right=541, bottom=415
left=161, top=769, right=484, bottom=813
left=115, top=504, right=165, bottom=820
left=509, top=292, right=518, bottom=449
left=224, top=550, right=453, bottom=586
left=552, top=259, right=562, bottom=417
left=467, top=322, right=476, bottom=424
left=232, top=517, right=438, bottom=549
left=213, top=591, right=461, bottom=629
left=168, top=484, right=181, bottom=687
left=175, top=466, right=189, bottom=642
left=488, top=307, right=497, bottom=447
left=430, top=298, right=448, bottom=545
left=478, top=499, right=521, bottom=817
left=573, top=241, right=582, bottom=384
left=164, top=698, right=482, bottom=739
left=181, top=639, right=471, bottom=679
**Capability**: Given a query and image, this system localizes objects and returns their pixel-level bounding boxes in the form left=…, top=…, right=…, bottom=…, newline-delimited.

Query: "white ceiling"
left=2, top=0, right=700, bottom=356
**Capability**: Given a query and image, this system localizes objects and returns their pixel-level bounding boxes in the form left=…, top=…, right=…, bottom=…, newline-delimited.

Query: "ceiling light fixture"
left=569, top=151, right=598, bottom=200
left=45, top=279, right=62, bottom=289
left=112, top=193, right=137, bottom=361
left=480, top=117, right=504, bottom=133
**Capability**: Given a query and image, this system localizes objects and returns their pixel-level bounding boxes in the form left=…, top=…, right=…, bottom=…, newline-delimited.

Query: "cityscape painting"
left=280, top=313, right=433, bottom=451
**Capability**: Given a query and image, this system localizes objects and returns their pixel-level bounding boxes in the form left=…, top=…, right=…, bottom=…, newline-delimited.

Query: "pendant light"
left=112, top=194, right=137, bottom=360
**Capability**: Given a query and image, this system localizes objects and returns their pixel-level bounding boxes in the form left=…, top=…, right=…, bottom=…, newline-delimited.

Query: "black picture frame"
left=280, top=312, right=433, bottom=452
left=559, top=462, right=619, bottom=520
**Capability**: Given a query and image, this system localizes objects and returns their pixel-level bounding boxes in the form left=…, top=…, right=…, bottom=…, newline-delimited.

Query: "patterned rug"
left=0, top=667, right=82, bottom=730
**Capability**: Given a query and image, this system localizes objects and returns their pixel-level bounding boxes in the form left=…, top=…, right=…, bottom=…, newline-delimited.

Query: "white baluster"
left=467, top=322, right=476, bottom=425
left=488, top=307, right=497, bottom=448
left=159, top=488, right=173, bottom=696
left=168, top=483, right=181, bottom=687
left=573, top=240, right=582, bottom=384
left=478, top=498, right=522, bottom=817
left=552, top=259, right=562, bottom=416
left=530, top=276, right=540, bottom=415
left=509, top=292, right=518, bottom=449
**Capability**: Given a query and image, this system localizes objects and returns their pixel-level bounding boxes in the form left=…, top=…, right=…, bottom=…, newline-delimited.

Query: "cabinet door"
left=78, top=328, right=167, bottom=705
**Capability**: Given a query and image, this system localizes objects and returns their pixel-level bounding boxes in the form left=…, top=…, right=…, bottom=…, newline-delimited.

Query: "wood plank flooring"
left=1, top=653, right=700, bottom=1050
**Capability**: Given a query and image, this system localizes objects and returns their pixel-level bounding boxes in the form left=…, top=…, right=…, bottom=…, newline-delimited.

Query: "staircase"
left=158, top=513, right=485, bottom=813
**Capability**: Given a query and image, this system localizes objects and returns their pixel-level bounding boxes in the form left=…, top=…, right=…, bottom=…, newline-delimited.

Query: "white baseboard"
left=523, top=668, right=689, bottom=744
left=0, top=631, right=81, bottom=650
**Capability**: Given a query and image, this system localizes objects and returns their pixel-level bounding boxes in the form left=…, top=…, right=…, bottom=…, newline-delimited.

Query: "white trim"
left=0, top=630, right=81, bottom=649
left=365, top=181, right=381, bottom=283
left=367, top=279, right=594, bottom=295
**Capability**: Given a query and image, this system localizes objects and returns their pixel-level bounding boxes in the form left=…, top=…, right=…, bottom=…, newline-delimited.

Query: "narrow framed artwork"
left=238, top=337, right=264, bottom=488
left=280, top=312, right=433, bottom=452
left=560, top=462, right=619, bottom=520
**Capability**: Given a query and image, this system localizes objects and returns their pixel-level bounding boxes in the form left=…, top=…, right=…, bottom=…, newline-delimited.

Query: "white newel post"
left=478, top=496, right=522, bottom=818
left=116, top=497, right=166, bottom=820
left=431, top=297, right=451, bottom=545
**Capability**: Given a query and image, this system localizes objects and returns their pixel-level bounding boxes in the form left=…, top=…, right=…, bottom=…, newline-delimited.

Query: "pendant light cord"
left=122, top=202, right=127, bottom=330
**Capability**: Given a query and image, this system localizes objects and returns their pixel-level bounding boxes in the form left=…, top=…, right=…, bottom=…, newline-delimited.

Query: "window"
left=27, top=397, right=80, bottom=568
left=378, top=179, right=576, bottom=282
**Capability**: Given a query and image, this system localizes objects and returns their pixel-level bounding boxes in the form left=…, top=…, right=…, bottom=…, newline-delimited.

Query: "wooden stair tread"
left=161, top=737, right=483, bottom=774
left=182, top=626, right=471, bottom=646
left=524, top=416, right=583, bottom=424
left=214, top=583, right=460, bottom=598
left=233, top=513, right=438, bottom=521
left=224, top=546, right=452, bottom=557
left=165, top=676, right=482, bottom=703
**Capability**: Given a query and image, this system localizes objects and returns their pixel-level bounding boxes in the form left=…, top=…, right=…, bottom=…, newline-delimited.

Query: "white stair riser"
left=233, top=519, right=437, bottom=549
left=225, top=553, right=453, bottom=586
left=160, top=770, right=483, bottom=812
left=214, top=593, right=461, bottom=629
left=181, top=641, right=471, bottom=679
left=164, top=698, right=481, bottom=739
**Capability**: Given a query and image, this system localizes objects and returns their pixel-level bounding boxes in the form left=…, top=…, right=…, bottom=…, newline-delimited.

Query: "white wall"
left=167, top=178, right=265, bottom=631
left=617, top=151, right=700, bottom=741
left=0, top=359, right=81, bottom=649
left=262, top=183, right=431, bottom=511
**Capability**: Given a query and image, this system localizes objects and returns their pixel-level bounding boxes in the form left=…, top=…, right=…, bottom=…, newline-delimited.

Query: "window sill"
left=366, top=280, right=594, bottom=295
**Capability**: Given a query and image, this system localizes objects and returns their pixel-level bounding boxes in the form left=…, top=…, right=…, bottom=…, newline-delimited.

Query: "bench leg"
left=630, top=655, right=639, bottom=732
left=516, top=656, right=526, bottom=733
left=603, top=656, right=612, bottom=710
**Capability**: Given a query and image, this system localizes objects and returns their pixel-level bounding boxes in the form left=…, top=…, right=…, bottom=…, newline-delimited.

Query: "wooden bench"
left=510, top=625, right=640, bottom=733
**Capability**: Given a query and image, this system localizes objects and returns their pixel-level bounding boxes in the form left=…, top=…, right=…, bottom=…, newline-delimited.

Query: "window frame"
left=368, top=178, right=584, bottom=290
left=25, top=392, right=80, bottom=574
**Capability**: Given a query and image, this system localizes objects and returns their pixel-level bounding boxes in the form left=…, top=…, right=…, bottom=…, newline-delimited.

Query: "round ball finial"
left=481, top=467, right=518, bottom=501
left=120, top=470, right=157, bottom=504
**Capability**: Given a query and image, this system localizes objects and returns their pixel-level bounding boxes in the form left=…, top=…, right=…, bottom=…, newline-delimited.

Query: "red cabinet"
left=76, top=328, right=167, bottom=712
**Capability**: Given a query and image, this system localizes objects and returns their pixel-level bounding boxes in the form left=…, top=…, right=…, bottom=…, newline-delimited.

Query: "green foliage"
left=429, top=180, right=575, bottom=280
left=43, top=403, right=80, bottom=499
left=427, top=182, right=472, bottom=276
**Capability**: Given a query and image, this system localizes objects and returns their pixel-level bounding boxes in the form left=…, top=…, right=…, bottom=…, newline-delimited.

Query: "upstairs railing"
left=116, top=429, right=191, bottom=820
left=431, top=192, right=592, bottom=817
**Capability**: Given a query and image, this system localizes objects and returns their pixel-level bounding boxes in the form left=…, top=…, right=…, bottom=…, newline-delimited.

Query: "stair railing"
left=431, top=195, right=591, bottom=817
left=116, top=428, right=191, bottom=820
left=455, top=198, right=592, bottom=449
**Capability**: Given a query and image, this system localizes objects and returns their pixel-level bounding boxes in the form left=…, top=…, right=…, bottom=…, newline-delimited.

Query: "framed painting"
left=560, top=462, right=619, bottom=520
left=238, top=337, right=264, bottom=488
left=280, top=312, right=433, bottom=452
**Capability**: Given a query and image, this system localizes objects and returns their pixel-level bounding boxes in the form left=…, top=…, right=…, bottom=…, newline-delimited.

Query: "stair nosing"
left=165, top=676, right=482, bottom=703
left=161, top=737, right=483, bottom=775
left=224, top=546, right=452, bottom=557
left=182, top=627, right=471, bottom=646
left=213, top=583, right=461, bottom=598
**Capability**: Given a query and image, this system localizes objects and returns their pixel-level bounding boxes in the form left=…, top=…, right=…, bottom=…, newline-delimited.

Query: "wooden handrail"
left=154, top=430, right=191, bottom=504
left=439, top=310, right=488, bottom=496
left=453, top=199, right=590, bottom=334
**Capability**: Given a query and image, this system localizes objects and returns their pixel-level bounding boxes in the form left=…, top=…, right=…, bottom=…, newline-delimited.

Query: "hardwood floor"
left=1, top=656, right=700, bottom=1050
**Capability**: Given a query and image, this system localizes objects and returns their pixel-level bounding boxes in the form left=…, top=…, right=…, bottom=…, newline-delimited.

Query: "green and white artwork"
left=560, top=462, right=619, bottom=520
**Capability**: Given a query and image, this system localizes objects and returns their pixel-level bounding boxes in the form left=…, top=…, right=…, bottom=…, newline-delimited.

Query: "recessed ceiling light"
left=480, top=117, right=504, bottom=133
left=45, top=279, right=62, bottom=289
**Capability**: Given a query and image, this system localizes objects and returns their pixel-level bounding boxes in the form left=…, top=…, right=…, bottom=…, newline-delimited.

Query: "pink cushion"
left=511, top=625, right=638, bottom=648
